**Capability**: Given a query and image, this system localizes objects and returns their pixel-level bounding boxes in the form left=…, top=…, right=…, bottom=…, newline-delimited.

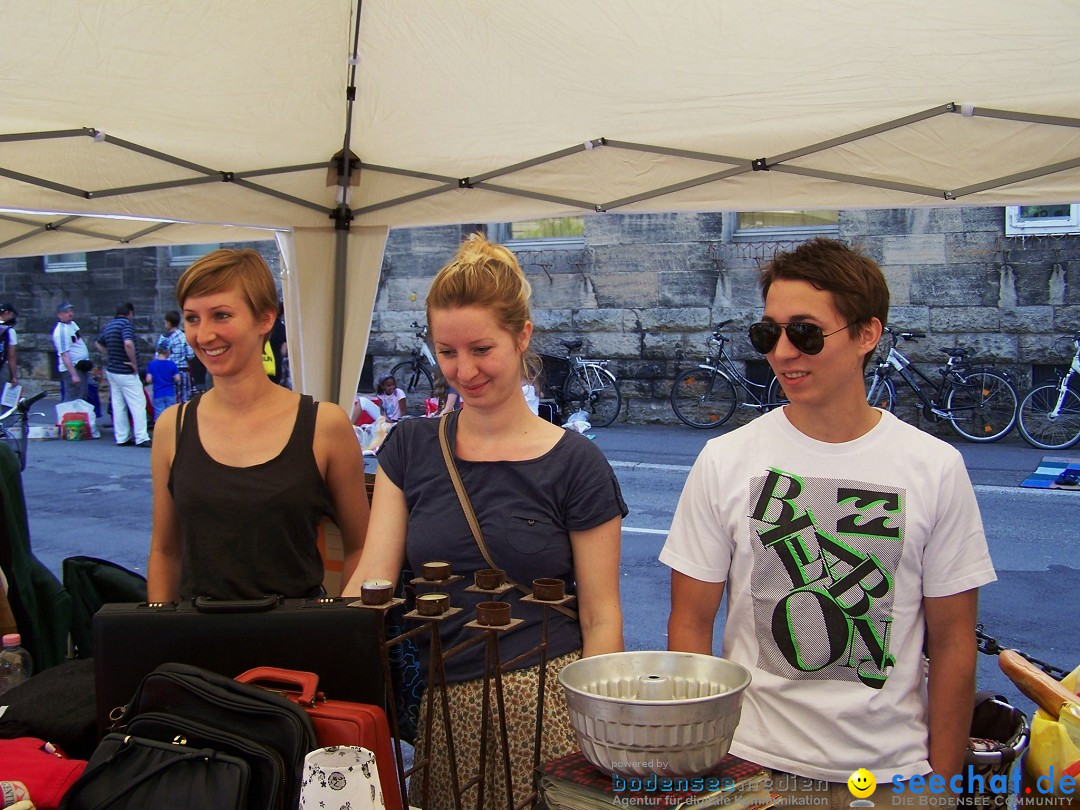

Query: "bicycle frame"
left=572, top=358, right=613, bottom=392
left=874, top=336, right=972, bottom=420
left=881, top=346, right=953, bottom=418
left=1046, top=340, right=1080, bottom=416
left=699, top=337, right=772, bottom=409
left=410, top=324, right=435, bottom=368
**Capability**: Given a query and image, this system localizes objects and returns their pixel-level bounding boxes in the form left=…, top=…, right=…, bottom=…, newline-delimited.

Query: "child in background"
left=378, top=374, right=406, bottom=421
left=145, top=343, right=180, bottom=419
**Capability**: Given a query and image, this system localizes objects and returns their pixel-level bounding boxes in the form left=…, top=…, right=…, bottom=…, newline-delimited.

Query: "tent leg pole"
left=330, top=226, right=348, bottom=400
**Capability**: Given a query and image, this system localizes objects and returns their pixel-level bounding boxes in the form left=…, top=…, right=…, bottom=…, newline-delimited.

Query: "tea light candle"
left=474, top=568, right=506, bottom=590
left=422, top=561, right=452, bottom=581
left=416, top=592, right=449, bottom=616
left=475, top=601, right=512, bottom=626
left=360, top=579, right=393, bottom=605
left=532, top=578, right=565, bottom=601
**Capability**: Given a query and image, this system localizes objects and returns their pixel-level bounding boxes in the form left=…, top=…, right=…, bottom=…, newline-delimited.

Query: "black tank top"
left=169, top=394, right=334, bottom=600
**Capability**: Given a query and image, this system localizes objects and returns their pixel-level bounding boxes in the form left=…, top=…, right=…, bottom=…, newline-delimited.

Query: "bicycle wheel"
left=864, top=371, right=896, bottom=412
left=944, top=370, right=1018, bottom=442
left=766, top=375, right=789, bottom=409
left=669, top=368, right=737, bottom=428
left=389, top=362, right=434, bottom=409
left=564, top=367, right=622, bottom=428
left=0, top=425, right=24, bottom=471
left=1017, top=384, right=1080, bottom=450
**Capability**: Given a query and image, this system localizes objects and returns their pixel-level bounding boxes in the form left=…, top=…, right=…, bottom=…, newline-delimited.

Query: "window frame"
left=489, top=217, right=585, bottom=251
left=44, top=252, right=88, bottom=272
left=729, top=210, right=839, bottom=240
left=168, top=243, right=221, bottom=267
left=1005, top=205, right=1080, bottom=236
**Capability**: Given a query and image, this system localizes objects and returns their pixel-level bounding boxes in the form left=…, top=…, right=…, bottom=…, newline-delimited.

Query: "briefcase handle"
left=235, top=666, right=321, bottom=706
left=193, top=595, right=281, bottom=613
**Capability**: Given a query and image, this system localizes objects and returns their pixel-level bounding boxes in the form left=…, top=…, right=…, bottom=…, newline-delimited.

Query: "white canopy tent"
left=3, top=0, right=1079, bottom=407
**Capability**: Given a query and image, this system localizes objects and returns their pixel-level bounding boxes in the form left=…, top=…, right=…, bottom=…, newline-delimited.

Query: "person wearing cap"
left=52, top=302, right=92, bottom=402
left=0, top=303, right=18, bottom=387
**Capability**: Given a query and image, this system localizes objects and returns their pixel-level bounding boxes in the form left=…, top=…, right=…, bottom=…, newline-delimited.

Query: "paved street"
left=15, top=399, right=1078, bottom=726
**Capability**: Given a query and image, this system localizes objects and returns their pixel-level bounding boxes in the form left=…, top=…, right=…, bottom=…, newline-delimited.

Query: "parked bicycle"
left=670, top=320, right=786, bottom=428
left=863, top=326, right=1019, bottom=442
left=389, top=321, right=435, bottom=403
left=538, top=340, right=622, bottom=427
left=0, top=390, right=48, bottom=471
left=1016, top=331, right=1080, bottom=449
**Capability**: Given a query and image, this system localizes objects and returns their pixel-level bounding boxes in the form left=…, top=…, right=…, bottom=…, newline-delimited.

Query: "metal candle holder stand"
left=352, top=568, right=575, bottom=810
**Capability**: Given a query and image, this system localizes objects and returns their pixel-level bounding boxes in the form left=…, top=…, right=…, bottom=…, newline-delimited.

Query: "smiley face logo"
left=847, top=768, right=876, bottom=798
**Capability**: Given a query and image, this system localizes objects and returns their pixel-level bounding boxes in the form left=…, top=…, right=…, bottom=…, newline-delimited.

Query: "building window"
left=490, top=217, right=585, bottom=250
left=734, top=210, right=839, bottom=239
left=44, top=252, right=87, bottom=272
left=1005, top=205, right=1080, bottom=236
left=169, top=243, right=221, bottom=266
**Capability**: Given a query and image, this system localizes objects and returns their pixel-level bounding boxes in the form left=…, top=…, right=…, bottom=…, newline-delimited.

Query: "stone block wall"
left=0, top=242, right=277, bottom=396
left=369, top=207, right=1080, bottom=427
left=3, top=209, right=1079, bottom=428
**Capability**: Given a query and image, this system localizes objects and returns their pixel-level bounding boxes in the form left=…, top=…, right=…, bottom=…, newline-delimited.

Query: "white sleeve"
left=658, top=449, right=734, bottom=583
left=921, top=452, right=996, bottom=597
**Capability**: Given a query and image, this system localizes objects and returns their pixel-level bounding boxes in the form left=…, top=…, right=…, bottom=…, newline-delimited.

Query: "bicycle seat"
left=941, top=347, right=968, bottom=359
left=560, top=339, right=583, bottom=352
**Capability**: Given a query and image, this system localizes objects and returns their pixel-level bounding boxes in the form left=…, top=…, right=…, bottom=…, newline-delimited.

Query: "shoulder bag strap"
left=438, top=413, right=577, bottom=620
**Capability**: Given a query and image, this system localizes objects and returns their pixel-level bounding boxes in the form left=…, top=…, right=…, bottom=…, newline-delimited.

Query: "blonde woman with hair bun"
left=344, top=233, right=626, bottom=810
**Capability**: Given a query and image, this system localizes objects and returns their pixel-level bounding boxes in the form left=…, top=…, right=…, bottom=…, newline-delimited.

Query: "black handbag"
left=117, top=662, right=317, bottom=810
left=60, top=733, right=250, bottom=810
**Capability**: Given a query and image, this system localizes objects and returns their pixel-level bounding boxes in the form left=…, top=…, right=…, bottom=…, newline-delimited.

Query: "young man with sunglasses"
left=660, top=238, right=995, bottom=805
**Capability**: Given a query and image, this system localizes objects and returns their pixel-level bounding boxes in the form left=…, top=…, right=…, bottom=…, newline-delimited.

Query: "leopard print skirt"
left=407, top=650, right=580, bottom=810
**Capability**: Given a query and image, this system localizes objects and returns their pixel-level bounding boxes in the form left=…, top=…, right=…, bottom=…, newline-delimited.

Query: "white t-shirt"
left=659, top=408, right=996, bottom=783
left=52, top=320, right=90, bottom=371
left=0, top=325, right=17, bottom=348
left=380, top=387, right=406, bottom=421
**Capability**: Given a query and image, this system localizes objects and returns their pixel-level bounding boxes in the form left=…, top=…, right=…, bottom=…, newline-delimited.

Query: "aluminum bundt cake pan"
left=558, top=650, right=751, bottom=778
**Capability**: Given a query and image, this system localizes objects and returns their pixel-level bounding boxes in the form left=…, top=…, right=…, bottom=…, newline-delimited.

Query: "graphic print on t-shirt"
left=749, top=467, right=904, bottom=690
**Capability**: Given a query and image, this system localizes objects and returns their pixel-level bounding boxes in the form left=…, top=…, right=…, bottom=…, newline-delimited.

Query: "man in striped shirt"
left=95, top=302, right=151, bottom=447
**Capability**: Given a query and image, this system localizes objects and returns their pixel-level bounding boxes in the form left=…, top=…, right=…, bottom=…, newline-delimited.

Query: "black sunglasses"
left=748, top=321, right=853, bottom=355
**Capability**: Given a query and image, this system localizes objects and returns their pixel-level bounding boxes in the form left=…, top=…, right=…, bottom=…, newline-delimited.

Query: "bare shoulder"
left=314, top=399, right=357, bottom=439
left=315, top=399, right=351, bottom=424
left=155, top=402, right=181, bottom=446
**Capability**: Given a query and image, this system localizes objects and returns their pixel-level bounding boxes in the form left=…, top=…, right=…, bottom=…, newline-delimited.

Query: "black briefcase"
left=92, top=596, right=386, bottom=735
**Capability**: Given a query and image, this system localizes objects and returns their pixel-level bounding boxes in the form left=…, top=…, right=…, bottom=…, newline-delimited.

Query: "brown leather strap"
left=438, top=413, right=577, bottom=620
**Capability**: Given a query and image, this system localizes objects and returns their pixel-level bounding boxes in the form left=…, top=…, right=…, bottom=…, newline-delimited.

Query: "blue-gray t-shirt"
left=377, top=412, right=627, bottom=682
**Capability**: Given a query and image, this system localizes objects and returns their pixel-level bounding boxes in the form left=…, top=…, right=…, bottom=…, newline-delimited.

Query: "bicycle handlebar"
left=18, top=390, right=48, bottom=412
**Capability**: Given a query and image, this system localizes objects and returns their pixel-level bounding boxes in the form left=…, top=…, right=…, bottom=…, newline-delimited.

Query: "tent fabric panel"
left=281, top=227, right=387, bottom=409
left=3, top=0, right=354, bottom=170
left=3, top=0, right=1080, bottom=239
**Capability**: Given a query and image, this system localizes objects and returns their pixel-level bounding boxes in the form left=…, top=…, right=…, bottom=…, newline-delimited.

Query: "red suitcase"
left=235, top=666, right=403, bottom=810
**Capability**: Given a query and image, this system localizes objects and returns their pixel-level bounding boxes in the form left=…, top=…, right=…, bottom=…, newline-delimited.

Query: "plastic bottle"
left=0, top=633, right=32, bottom=695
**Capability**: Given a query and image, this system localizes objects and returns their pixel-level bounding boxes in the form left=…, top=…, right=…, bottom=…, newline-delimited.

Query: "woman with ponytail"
left=344, top=233, right=626, bottom=809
